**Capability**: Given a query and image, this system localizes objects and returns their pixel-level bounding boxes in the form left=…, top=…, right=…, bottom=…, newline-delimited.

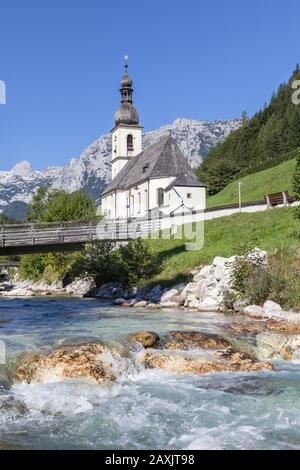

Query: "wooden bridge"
left=0, top=218, right=161, bottom=256
left=0, top=196, right=297, bottom=256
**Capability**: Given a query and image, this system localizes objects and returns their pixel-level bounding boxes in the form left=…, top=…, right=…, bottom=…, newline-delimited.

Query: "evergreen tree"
left=292, top=149, right=300, bottom=201
left=197, top=66, right=300, bottom=195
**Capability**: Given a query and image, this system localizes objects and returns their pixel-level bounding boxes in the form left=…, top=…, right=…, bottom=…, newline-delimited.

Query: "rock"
left=0, top=282, right=13, bottom=291
left=256, top=332, right=300, bottom=361
left=184, top=293, right=201, bottom=310
left=62, top=273, right=74, bottom=288
left=160, top=300, right=181, bottom=309
left=193, top=265, right=211, bottom=282
left=130, top=331, right=160, bottom=348
left=181, top=282, right=205, bottom=300
left=223, top=322, right=266, bottom=336
left=212, top=256, right=227, bottom=281
left=266, top=319, right=300, bottom=334
left=232, top=298, right=250, bottom=312
left=160, top=289, right=179, bottom=303
left=113, top=298, right=126, bottom=305
left=123, top=287, right=138, bottom=300
left=65, top=278, right=96, bottom=297
left=263, top=300, right=282, bottom=314
left=160, top=331, right=232, bottom=350
left=160, top=290, right=182, bottom=308
left=0, top=397, right=28, bottom=415
left=134, top=300, right=148, bottom=307
left=95, top=282, right=123, bottom=299
left=172, top=284, right=186, bottom=294
left=15, top=343, right=117, bottom=385
left=147, top=303, right=162, bottom=310
left=122, top=299, right=137, bottom=307
left=243, top=305, right=266, bottom=319
left=1, top=288, right=34, bottom=297
left=141, top=348, right=273, bottom=375
left=145, top=285, right=163, bottom=303
left=197, top=297, right=219, bottom=312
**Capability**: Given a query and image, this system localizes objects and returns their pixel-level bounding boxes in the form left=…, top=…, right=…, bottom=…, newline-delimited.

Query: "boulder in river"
left=65, top=278, right=96, bottom=297
left=141, top=348, right=273, bottom=375
left=14, top=343, right=117, bottom=385
left=130, top=331, right=160, bottom=348
left=256, top=332, right=300, bottom=361
left=223, top=322, right=266, bottom=336
left=159, top=331, right=232, bottom=350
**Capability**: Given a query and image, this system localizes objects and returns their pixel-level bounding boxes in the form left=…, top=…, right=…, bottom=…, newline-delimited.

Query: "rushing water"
left=0, top=297, right=300, bottom=450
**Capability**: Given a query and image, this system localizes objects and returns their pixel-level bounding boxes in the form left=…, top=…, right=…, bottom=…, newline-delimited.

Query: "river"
left=0, top=297, right=300, bottom=450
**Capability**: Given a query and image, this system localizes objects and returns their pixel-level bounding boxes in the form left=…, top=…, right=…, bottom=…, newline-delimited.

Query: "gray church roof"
left=102, top=135, right=205, bottom=196
left=165, top=171, right=204, bottom=191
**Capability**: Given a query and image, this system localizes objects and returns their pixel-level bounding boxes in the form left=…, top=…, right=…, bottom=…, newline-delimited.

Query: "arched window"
left=127, top=134, right=134, bottom=151
left=157, top=188, right=164, bottom=207
left=138, top=193, right=141, bottom=213
left=144, top=189, right=148, bottom=210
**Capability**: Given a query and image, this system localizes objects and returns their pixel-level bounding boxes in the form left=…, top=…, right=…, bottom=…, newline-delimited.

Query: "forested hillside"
left=197, top=66, right=300, bottom=195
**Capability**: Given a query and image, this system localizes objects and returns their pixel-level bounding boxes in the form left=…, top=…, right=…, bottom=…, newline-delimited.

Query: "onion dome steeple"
left=115, top=56, right=139, bottom=126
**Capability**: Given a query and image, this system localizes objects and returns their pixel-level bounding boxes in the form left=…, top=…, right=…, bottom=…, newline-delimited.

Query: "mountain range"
left=0, top=117, right=241, bottom=220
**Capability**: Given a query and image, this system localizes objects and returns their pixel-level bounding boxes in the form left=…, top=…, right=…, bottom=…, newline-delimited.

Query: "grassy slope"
left=148, top=206, right=298, bottom=286
left=206, top=158, right=296, bottom=208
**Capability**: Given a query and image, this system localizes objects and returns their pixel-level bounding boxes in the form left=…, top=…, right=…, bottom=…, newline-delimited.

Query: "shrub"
left=231, top=246, right=300, bottom=309
left=118, top=239, right=162, bottom=287
left=74, top=240, right=120, bottom=287
left=232, top=256, right=272, bottom=305
left=19, top=252, right=81, bottom=283
left=268, top=247, right=300, bottom=309
left=19, top=254, right=48, bottom=282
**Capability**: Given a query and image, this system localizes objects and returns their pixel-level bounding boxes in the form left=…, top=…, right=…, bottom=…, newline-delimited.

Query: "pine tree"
left=198, top=65, right=300, bottom=195
left=292, top=149, right=300, bottom=201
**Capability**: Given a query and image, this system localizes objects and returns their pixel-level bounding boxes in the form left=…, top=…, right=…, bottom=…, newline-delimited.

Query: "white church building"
left=101, top=63, right=205, bottom=221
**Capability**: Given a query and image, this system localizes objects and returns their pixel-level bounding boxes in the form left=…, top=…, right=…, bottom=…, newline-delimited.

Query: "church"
left=101, top=62, right=205, bottom=220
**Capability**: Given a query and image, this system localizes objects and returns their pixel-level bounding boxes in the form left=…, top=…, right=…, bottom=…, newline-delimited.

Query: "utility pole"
left=238, top=181, right=243, bottom=212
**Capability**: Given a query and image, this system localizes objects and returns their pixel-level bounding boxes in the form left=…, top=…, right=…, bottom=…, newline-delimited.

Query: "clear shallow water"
left=0, top=297, right=300, bottom=450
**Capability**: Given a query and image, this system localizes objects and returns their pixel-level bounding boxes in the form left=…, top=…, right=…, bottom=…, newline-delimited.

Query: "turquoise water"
left=0, top=297, right=300, bottom=450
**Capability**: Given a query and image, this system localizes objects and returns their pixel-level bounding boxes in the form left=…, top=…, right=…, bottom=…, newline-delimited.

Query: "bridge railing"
left=0, top=217, right=102, bottom=232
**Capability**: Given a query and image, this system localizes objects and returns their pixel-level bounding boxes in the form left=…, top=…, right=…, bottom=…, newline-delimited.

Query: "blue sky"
left=0, top=0, right=299, bottom=170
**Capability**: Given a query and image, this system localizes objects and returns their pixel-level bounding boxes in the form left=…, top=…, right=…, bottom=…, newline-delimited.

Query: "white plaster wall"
left=101, top=193, right=116, bottom=220
left=111, top=125, right=142, bottom=160
left=127, top=181, right=149, bottom=218
left=166, top=186, right=205, bottom=211
left=148, top=177, right=174, bottom=208
left=112, top=158, right=129, bottom=180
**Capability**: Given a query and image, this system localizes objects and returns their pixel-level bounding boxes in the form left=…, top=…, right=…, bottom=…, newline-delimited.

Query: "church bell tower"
left=111, top=57, right=143, bottom=180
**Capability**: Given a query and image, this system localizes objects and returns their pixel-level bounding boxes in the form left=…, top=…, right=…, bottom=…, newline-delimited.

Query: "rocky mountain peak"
left=0, top=117, right=241, bottom=219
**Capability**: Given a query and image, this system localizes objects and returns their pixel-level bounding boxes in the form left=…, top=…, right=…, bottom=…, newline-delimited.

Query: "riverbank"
left=2, top=247, right=300, bottom=344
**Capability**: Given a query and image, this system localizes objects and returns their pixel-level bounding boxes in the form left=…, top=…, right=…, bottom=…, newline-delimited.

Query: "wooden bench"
left=264, top=191, right=295, bottom=208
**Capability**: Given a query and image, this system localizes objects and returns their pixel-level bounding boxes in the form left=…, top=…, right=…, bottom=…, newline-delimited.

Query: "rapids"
left=0, top=297, right=300, bottom=450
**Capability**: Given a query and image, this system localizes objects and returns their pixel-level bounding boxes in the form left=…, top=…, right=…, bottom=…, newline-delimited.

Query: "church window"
left=144, top=189, right=148, bottom=209
left=127, top=134, right=134, bottom=151
left=142, top=163, right=149, bottom=173
left=157, top=188, right=164, bottom=207
left=187, top=193, right=192, bottom=199
left=138, top=193, right=141, bottom=213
